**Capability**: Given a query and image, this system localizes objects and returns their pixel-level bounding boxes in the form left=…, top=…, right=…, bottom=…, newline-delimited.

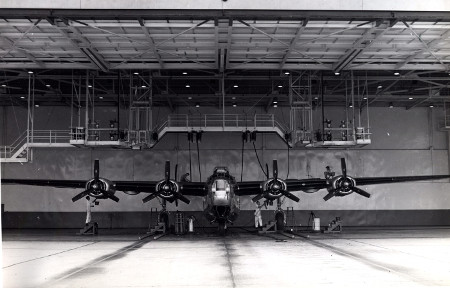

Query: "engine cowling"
left=155, top=179, right=180, bottom=201
left=85, top=178, right=116, bottom=199
left=327, top=175, right=356, bottom=197
left=262, top=178, right=287, bottom=200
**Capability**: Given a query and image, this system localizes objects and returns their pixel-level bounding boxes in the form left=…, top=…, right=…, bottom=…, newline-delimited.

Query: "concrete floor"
left=2, top=227, right=450, bottom=288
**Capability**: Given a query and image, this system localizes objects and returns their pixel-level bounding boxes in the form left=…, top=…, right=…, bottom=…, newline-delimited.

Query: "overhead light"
left=394, top=72, right=400, bottom=76
left=314, top=97, right=319, bottom=100
left=28, top=71, right=33, bottom=74
left=34, top=104, right=39, bottom=107
left=233, top=85, right=238, bottom=88
left=186, top=84, right=190, bottom=88
left=377, top=85, right=383, bottom=89
left=88, top=85, right=92, bottom=88
left=133, top=72, right=139, bottom=75
left=141, top=85, right=146, bottom=88
left=363, top=97, right=367, bottom=100
left=284, top=72, right=290, bottom=75
left=272, top=97, right=278, bottom=104
left=231, top=96, right=236, bottom=100
left=195, top=102, right=200, bottom=108
left=1, top=84, right=6, bottom=87
left=273, top=104, right=278, bottom=108
left=429, top=104, right=434, bottom=108
left=278, top=85, right=283, bottom=88
left=45, top=84, right=51, bottom=88
left=182, top=72, right=188, bottom=75
left=349, top=103, right=353, bottom=108
left=99, top=96, right=104, bottom=99
left=334, top=72, right=340, bottom=75
left=389, top=102, right=394, bottom=108
left=20, top=96, right=25, bottom=99
left=232, top=102, right=237, bottom=107
left=188, top=96, right=192, bottom=100
left=409, top=97, right=414, bottom=100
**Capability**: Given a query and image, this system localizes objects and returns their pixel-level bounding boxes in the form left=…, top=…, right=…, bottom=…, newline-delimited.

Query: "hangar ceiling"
left=0, top=10, right=449, bottom=108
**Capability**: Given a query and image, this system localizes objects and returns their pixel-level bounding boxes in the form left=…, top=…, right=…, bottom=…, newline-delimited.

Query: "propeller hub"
left=163, top=184, right=171, bottom=192
left=272, top=183, right=280, bottom=191
left=92, top=183, right=99, bottom=190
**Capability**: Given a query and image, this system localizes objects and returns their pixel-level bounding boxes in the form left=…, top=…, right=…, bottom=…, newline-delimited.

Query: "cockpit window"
left=215, top=179, right=226, bottom=190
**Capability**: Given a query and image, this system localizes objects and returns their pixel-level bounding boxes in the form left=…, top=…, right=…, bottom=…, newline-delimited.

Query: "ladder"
left=285, top=207, right=297, bottom=231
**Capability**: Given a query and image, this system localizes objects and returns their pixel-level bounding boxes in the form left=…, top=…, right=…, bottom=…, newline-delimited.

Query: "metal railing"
left=164, top=114, right=289, bottom=132
left=1, top=131, right=27, bottom=159
left=30, top=130, right=71, bottom=143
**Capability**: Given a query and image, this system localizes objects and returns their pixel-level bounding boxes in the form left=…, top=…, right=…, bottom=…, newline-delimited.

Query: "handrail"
left=164, top=114, right=289, bottom=132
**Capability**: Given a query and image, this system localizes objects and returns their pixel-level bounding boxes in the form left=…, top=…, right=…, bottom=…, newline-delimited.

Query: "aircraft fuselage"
left=203, top=167, right=240, bottom=226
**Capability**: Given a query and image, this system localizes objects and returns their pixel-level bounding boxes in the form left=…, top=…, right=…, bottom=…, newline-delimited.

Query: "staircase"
left=1, top=130, right=73, bottom=163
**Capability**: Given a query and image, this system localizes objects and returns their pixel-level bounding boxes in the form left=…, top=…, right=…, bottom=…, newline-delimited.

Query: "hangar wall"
left=1, top=105, right=450, bottom=228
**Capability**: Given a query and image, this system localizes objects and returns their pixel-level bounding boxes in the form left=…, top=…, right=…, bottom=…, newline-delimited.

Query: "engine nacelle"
left=262, top=178, right=287, bottom=200
left=327, top=175, right=356, bottom=197
left=85, top=178, right=116, bottom=199
left=156, top=179, right=180, bottom=201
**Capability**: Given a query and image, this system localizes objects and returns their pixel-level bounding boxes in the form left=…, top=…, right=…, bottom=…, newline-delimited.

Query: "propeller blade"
left=175, top=164, right=178, bottom=182
left=174, top=192, right=191, bottom=204
left=265, top=163, right=269, bottom=180
left=94, top=159, right=100, bottom=181
left=142, top=193, right=158, bottom=203
left=252, top=194, right=265, bottom=202
left=341, top=158, right=347, bottom=178
left=273, top=159, right=278, bottom=179
left=175, top=198, right=179, bottom=207
left=72, top=189, right=91, bottom=202
left=108, top=194, right=120, bottom=202
left=165, top=161, right=170, bottom=181
left=281, top=190, right=300, bottom=202
left=351, top=186, right=371, bottom=198
left=323, top=192, right=335, bottom=201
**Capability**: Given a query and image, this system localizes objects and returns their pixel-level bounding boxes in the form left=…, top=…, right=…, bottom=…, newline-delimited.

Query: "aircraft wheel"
left=160, top=212, right=169, bottom=231
left=218, top=221, right=226, bottom=236
left=275, top=212, right=285, bottom=232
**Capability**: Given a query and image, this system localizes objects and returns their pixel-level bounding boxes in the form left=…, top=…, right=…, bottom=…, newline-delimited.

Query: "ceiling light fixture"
left=1, top=84, right=6, bottom=87
left=99, top=96, right=104, bottom=99
left=429, top=104, right=434, bottom=108
left=195, top=102, right=200, bottom=108
left=46, top=84, right=51, bottom=87
left=284, top=72, right=290, bottom=75
left=28, top=71, right=33, bottom=74
left=20, top=96, right=25, bottom=99
left=233, top=85, right=238, bottom=88
left=278, top=85, right=283, bottom=88
left=232, top=102, right=237, bottom=107
left=35, top=104, right=39, bottom=107
left=272, top=97, right=278, bottom=104
left=363, top=97, right=367, bottom=100
left=409, top=97, right=413, bottom=100
left=334, top=72, right=340, bottom=75
left=389, top=102, right=394, bottom=108
left=377, top=85, right=383, bottom=89
left=394, top=72, right=400, bottom=76
left=133, top=72, right=139, bottom=75
left=186, top=84, right=190, bottom=88
left=183, top=72, right=188, bottom=75
left=231, top=96, right=236, bottom=100
left=188, top=96, right=192, bottom=100
left=88, top=85, right=92, bottom=88
left=141, top=85, right=146, bottom=88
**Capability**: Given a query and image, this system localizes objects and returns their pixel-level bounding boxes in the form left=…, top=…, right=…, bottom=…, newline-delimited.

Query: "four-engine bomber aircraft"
left=2, top=158, right=449, bottom=233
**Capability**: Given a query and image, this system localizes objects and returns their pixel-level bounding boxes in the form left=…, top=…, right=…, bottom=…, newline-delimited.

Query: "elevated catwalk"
left=3, top=227, right=450, bottom=288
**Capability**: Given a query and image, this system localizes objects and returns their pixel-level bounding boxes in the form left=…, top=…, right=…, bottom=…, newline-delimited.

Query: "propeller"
left=252, top=160, right=300, bottom=203
left=323, top=158, right=371, bottom=201
left=72, top=159, right=119, bottom=203
left=142, top=161, right=190, bottom=205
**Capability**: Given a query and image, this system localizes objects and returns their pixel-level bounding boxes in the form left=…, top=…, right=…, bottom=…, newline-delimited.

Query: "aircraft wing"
left=354, top=175, right=450, bottom=186
left=235, top=179, right=328, bottom=196
left=1, top=178, right=86, bottom=189
left=178, top=182, right=208, bottom=196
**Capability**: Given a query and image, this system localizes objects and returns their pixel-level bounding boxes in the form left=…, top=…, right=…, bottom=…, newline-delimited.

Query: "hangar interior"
left=1, top=1, right=450, bottom=287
